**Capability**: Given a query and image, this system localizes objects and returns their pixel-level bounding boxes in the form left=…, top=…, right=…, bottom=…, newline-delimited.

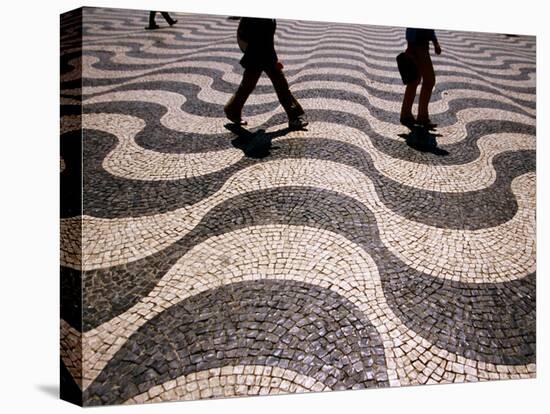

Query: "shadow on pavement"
left=398, top=126, right=449, bottom=156
left=225, top=124, right=294, bottom=158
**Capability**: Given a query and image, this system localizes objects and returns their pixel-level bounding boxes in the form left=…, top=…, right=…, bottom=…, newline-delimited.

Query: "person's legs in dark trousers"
left=160, top=12, right=177, bottom=25
left=224, top=68, right=263, bottom=124
left=147, top=11, right=177, bottom=29
left=147, top=12, right=159, bottom=29
left=225, top=64, right=307, bottom=129
left=265, top=65, right=304, bottom=121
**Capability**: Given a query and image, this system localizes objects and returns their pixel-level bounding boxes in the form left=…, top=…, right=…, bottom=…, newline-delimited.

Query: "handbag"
left=396, top=52, right=418, bottom=84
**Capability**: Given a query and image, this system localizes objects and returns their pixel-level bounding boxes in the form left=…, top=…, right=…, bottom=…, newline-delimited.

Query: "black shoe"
left=400, top=115, right=416, bottom=129
left=145, top=24, right=160, bottom=30
left=289, top=117, right=308, bottom=130
left=168, top=19, right=178, bottom=26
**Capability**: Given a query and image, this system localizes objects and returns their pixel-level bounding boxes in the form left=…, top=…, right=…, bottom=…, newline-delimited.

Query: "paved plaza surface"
left=60, top=7, right=536, bottom=406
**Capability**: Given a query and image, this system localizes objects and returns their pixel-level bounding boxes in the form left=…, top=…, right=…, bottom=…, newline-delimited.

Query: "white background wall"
left=0, top=0, right=547, bottom=412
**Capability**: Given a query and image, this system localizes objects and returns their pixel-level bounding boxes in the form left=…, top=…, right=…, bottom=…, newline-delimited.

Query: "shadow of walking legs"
left=398, top=126, right=449, bottom=156
left=225, top=123, right=291, bottom=159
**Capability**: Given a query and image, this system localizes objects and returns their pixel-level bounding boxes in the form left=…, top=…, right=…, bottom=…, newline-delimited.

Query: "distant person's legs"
left=160, top=12, right=177, bottom=26
left=146, top=11, right=177, bottom=29
left=224, top=68, right=263, bottom=124
left=146, top=12, right=159, bottom=30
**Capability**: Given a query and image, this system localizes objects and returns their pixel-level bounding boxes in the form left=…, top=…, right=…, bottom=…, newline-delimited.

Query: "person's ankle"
left=288, top=116, right=308, bottom=130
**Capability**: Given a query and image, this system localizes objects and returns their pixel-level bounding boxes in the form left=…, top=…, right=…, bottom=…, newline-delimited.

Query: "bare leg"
left=401, top=81, right=419, bottom=120
left=224, top=68, right=262, bottom=123
left=416, top=50, right=435, bottom=121
left=400, top=45, right=420, bottom=125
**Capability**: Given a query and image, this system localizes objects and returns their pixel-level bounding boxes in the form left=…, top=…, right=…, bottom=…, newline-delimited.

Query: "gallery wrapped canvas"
left=60, top=6, right=536, bottom=407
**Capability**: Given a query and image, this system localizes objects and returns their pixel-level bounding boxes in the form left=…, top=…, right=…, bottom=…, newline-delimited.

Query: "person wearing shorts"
left=400, top=28, right=441, bottom=128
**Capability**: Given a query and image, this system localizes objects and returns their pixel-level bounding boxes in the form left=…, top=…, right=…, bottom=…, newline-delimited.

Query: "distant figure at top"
left=400, top=28, right=441, bottom=128
left=145, top=11, right=177, bottom=30
left=224, top=17, right=308, bottom=130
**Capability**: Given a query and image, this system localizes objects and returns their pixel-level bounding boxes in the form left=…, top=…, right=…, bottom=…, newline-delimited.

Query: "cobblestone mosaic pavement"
left=60, top=7, right=536, bottom=406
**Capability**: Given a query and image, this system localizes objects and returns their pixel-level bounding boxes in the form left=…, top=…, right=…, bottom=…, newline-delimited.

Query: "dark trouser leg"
left=148, top=12, right=157, bottom=27
left=225, top=68, right=262, bottom=122
left=161, top=12, right=176, bottom=25
left=265, top=65, right=304, bottom=120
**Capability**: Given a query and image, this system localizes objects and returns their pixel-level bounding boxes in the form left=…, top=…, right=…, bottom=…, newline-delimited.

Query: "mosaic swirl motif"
left=60, top=7, right=536, bottom=406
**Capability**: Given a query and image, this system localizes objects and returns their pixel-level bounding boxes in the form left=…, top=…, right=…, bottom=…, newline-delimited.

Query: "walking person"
left=400, top=28, right=441, bottom=128
left=225, top=17, right=308, bottom=130
left=145, top=11, right=177, bottom=30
